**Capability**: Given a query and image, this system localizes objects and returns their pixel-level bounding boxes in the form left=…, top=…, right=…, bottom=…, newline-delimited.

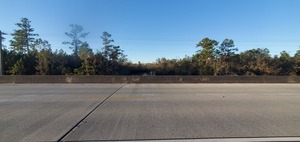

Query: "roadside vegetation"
left=1, top=18, right=300, bottom=75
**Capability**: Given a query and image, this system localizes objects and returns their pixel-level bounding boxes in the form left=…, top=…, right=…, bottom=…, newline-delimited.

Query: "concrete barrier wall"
left=0, top=75, right=300, bottom=83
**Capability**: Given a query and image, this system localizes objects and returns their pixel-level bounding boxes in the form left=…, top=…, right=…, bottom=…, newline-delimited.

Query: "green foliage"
left=10, top=57, right=25, bottom=75
left=142, top=56, right=198, bottom=75
left=76, top=42, right=96, bottom=75
left=2, top=18, right=300, bottom=76
left=2, top=48, right=17, bottom=75
left=295, top=50, right=300, bottom=75
left=1, top=31, right=7, bottom=41
left=238, top=48, right=273, bottom=75
left=196, top=38, right=218, bottom=50
left=35, top=39, right=52, bottom=75
left=276, top=51, right=295, bottom=75
left=10, top=18, right=38, bottom=54
left=218, top=39, right=237, bottom=56
left=63, top=24, right=89, bottom=55
left=196, top=38, right=219, bottom=75
left=215, top=39, right=238, bottom=75
left=51, top=49, right=69, bottom=75
left=100, top=31, right=127, bottom=75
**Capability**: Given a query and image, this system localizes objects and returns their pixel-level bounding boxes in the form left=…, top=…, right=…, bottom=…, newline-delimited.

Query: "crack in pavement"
left=57, top=84, right=126, bottom=142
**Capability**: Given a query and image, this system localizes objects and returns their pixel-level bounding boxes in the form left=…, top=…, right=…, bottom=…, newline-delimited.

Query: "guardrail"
left=0, top=75, right=299, bottom=83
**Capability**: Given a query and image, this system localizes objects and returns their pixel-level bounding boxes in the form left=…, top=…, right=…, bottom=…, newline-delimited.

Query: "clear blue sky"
left=1, top=0, right=300, bottom=63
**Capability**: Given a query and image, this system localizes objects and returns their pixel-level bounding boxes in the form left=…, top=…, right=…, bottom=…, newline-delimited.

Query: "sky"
left=1, top=0, right=300, bottom=63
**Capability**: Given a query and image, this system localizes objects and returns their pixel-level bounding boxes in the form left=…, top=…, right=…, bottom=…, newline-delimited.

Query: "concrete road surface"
left=0, top=84, right=300, bottom=142
left=0, top=84, right=123, bottom=142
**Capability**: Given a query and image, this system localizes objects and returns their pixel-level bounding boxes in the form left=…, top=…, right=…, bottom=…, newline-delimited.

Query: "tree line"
left=1, top=18, right=300, bottom=76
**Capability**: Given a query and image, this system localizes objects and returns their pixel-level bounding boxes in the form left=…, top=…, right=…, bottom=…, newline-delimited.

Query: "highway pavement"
left=0, top=84, right=123, bottom=142
left=0, top=84, right=299, bottom=141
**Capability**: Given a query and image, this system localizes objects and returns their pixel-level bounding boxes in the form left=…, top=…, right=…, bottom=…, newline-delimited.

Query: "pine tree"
left=10, top=18, right=38, bottom=54
left=63, top=24, right=89, bottom=55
